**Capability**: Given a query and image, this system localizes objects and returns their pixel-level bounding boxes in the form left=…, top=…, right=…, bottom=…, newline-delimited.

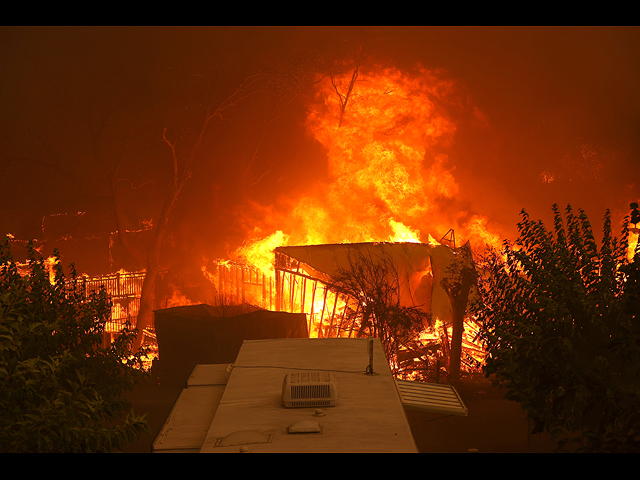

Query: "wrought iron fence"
left=74, top=270, right=146, bottom=333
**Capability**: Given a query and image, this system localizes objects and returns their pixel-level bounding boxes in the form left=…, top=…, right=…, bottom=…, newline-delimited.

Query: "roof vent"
left=282, top=371, right=338, bottom=408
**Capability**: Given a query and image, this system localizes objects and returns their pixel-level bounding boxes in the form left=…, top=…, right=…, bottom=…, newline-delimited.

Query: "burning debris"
left=203, top=238, right=485, bottom=381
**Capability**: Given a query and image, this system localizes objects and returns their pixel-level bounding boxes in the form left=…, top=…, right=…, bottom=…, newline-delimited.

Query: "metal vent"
left=282, top=371, right=338, bottom=408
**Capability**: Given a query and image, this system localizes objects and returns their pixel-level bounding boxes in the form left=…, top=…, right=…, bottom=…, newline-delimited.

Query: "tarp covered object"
left=153, top=304, right=308, bottom=384
left=275, top=242, right=478, bottom=325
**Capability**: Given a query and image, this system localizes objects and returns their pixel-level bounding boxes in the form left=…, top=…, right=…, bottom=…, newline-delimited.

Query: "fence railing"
left=74, top=270, right=146, bottom=333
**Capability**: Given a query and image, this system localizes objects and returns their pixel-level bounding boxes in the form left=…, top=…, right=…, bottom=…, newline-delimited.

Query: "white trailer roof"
left=152, top=364, right=231, bottom=453
left=199, top=337, right=419, bottom=453
left=153, top=338, right=469, bottom=453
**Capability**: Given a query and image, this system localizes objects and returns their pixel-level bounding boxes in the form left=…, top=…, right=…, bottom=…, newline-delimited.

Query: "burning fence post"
left=206, top=259, right=276, bottom=311
left=275, top=268, right=282, bottom=311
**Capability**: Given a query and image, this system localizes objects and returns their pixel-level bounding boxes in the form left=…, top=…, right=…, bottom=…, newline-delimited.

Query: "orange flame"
left=629, top=228, right=639, bottom=260
left=44, top=255, right=58, bottom=285
left=235, top=230, right=290, bottom=276
left=232, top=63, right=501, bottom=267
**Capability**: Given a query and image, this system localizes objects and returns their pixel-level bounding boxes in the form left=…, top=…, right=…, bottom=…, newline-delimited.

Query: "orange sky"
left=1, top=26, right=638, bottom=274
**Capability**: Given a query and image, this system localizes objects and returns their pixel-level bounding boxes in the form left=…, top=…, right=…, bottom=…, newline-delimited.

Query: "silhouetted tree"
left=318, top=49, right=371, bottom=127
left=130, top=62, right=322, bottom=350
left=477, top=204, right=640, bottom=452
left=0, top=239, right=149, bottom=452
left=329, top=247, right=431, bottom=376
left=440, top=242, right=477, bottom=380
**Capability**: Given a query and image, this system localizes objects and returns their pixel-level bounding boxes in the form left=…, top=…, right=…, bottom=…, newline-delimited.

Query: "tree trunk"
left=132, top=183, right=183, bottom=351
left=133, top=263, right=157, bottom=351
left=449, top=300, right=465, bottom=381
left=447, top=270, right=474, bottom=381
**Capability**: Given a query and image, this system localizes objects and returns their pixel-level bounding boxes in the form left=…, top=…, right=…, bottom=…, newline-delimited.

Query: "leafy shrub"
left=476, top=204, right=640, bottom=452
left=0, top=239, right=150, bottom=452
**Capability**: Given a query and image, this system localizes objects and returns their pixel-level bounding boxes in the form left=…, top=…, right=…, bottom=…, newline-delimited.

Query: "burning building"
left=6, top=29, right=635, bottom=386
left=188, top=62, right=502, bottom=378
left=273, top=241, right=469, bottom=334
left=205, top=236, right=484, bottom=380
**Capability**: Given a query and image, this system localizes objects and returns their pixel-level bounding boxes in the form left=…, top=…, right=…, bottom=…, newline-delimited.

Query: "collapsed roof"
left=274, top=241, right=479, bottom=325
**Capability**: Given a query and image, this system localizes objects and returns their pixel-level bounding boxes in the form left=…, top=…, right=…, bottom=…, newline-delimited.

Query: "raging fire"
left=199, top=63, right=501, bottom=378
left=231, top=63, right=501, bottom=266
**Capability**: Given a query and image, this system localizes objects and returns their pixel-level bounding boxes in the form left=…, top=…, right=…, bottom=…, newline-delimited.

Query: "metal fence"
left=76, top=270, right=146, bottom=333
left=210, top=256, right=356, bottom=338
left=213, top=260, right=274, bottom=310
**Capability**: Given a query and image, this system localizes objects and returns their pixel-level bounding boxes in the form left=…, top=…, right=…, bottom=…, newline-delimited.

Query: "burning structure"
left=190, top=62, right=502, bottom=379
left=2, top=29, right=639, bottom=420
left=205, top=237, right=484, bottom=381
left=273, top=241, right=468, bottom=333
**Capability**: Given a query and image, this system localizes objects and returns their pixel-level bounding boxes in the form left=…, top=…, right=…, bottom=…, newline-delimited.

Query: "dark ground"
left=405, top=374, right=557, bottom=453
left=121, top=371, right=557, bottom=453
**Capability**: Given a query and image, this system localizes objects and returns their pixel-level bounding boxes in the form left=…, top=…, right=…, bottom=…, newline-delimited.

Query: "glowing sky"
left=1, top=26, right=638, bottom=273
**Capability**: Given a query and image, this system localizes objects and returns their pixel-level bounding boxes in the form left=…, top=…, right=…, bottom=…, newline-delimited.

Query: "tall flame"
left=231, top=63, right=501, bottom=267
left=200, top=63, right=506, bottom=373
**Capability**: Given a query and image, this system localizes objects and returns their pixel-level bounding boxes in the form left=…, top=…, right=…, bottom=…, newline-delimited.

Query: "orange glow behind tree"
left=232, top=63, right=501, bottom=270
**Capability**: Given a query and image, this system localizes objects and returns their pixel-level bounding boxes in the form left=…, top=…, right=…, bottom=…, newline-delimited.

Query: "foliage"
left=0, top=239, right=150, bottom=452
left=330, top=247, right=432, bottom=377
left=476, top=204, right=640, bottom=452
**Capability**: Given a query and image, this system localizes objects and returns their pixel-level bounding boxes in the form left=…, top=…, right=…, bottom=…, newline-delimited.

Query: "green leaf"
left=0, top=239, right=149, bottom=453
left=477, top=204, right=640, bottom=452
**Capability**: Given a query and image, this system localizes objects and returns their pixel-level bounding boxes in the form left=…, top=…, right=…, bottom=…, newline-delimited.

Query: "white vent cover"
left=282, top=371, right=338, bottom=408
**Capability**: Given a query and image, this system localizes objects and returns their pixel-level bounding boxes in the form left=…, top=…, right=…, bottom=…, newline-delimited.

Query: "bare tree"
left=129, top=70, right=280, bottom=350
left=329, top=247, right=431, bottom=376
left=320, top=50, right=371, bottom=127
left=127, top=63, right=322, bottom=350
